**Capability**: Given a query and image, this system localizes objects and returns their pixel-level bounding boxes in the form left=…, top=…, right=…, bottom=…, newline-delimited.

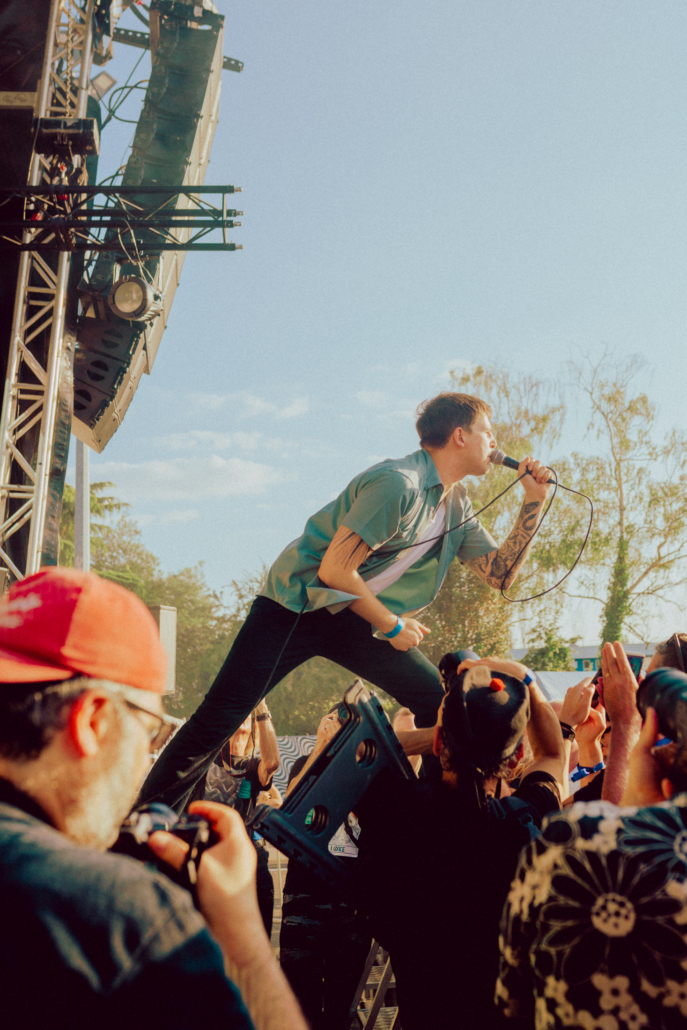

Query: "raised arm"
left=255, top=700, right=280, bottom=787
left=599, top=641, right=642, bottom=805
left=319, top=526, right=430, bottom=651
left=286, top=712, right=340, bottom=796
left=463, top=457, right=551, bottom=590
left=394, top=727, right=435, bottom=756
left=523, top=679, right=567, bottom=795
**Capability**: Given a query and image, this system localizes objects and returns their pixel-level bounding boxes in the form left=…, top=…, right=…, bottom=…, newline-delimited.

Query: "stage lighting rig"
left=0, top=0, right=245, bottom=583
left=107, top=276, right=162, bottom=321
left=33, top=117, right=100, bottom=157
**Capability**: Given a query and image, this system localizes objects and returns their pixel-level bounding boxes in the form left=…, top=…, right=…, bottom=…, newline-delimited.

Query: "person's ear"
left=67, top=691, right=112, bottom=758
left=432, top=724, right=443, bottom=757
left=661, top=778, right=674, bottom=801
left=452, top=426, right=465, bottom=449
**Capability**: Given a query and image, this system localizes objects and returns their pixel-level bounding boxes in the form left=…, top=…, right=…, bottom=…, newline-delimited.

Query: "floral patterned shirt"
left=496, top=795, right=687, bottom=1030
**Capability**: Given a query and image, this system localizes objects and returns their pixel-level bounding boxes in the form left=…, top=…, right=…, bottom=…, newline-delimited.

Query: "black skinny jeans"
left=139, top=596, right=443, bottom=812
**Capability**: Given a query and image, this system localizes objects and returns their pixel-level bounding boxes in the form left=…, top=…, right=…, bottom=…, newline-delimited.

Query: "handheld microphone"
left=490, top=449, right=556, bottom=485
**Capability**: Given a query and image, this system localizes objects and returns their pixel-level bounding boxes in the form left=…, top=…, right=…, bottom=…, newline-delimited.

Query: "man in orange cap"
left=0, top=568, right=306, bottom=1030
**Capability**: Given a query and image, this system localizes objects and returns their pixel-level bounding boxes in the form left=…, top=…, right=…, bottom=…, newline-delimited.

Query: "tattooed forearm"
left=464, top=500, right=543, bottom=590
left=326, top=528, right=372, bottom=572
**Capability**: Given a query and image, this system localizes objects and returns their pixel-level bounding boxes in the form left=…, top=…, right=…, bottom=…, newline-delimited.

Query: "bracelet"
left=570, top=760, right=605, bottom=783
left=384, top=618, right=404, bottom=640
left=522, top=669, right=536, bottom=686
left=558, top=721, right=576, bottom=742
left=256, top=711, right=272, bottom=722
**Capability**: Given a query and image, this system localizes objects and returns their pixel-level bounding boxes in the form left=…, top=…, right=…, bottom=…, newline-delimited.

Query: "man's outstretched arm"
left=319, top=526, right=430, bottom=651
left=463, top=457, right=551, bottom=591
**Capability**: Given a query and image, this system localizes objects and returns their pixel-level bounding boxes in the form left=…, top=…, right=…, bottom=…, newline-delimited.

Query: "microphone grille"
left=489, top=449, right=506, bottom=466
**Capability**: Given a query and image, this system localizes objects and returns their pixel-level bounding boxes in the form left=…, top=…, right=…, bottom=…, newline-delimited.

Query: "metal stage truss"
left=0, top=0, right=241, bottom=579
left=0, top=185, right=244, bottom=253
left=0, top=0, right=96, bottom=581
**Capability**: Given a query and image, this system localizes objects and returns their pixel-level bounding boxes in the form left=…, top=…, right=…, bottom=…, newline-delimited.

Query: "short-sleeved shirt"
left=0, top=779, right=253, bottom=1030
left=497, top=795, right=687, bottom=1030
left=355, top=769, right=560, bottom=1030
left=262, top=448, right=497, bottom=616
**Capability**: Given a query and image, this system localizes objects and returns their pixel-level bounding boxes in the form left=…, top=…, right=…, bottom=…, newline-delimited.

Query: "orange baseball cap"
left=0, top=567, right=167, bottom=693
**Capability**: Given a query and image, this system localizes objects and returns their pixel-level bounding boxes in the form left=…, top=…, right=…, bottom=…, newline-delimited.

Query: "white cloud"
left=240, top=392, right=309, bottom=419
left=137, top=509, right=199, bottom=527
left=281, top=397, right=309, bottom=418
left=193, top=391, right=310, bottom=420
left=232, top=430, right=263, bottom=450
left=356, top=390, right=390, bottom=409
left=434, top=358, right=475, bottom=386
left=94, top=455, right=286, bottom=503
left=155, top=429, right=291, bottom=456
left=161, top=430, right=235, bottom=451
left=190, top=392, right=227, bottom=410
left=159, top=429, right=265, bottom=452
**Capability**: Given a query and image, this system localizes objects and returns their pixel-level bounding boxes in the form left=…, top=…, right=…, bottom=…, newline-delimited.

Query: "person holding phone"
left=571, top=648, right=644, bottom=803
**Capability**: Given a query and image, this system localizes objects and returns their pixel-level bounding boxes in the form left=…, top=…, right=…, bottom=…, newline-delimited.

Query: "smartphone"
left=591, top=651, right=643, bottom=708
left=626, top=653, right=644, bottom=679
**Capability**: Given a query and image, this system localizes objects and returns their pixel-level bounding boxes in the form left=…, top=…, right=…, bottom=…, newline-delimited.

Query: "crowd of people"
left=2, top=565, right=687, bottom=1029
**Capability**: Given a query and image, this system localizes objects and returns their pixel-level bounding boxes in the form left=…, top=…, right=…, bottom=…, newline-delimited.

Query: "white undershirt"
left=365, top=502, right=446, bottom=596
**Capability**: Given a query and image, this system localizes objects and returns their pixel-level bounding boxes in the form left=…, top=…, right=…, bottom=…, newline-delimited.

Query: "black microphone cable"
left=350, top=463, right=594, bottom=603
left=254, top=473, right=528, bottom=702
left=254, top=464, right=594, bottom=703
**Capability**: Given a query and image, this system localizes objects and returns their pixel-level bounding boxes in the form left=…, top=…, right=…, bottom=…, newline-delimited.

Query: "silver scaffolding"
left=0, top=0, right=95, bottom=579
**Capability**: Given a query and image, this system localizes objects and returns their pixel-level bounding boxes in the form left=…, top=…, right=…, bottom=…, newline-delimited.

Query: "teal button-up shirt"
left=262, top=449, right=498, bottom=618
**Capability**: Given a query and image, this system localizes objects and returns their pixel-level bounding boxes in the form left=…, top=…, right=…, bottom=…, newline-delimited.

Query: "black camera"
left=110, top=802, right=218, bottom=896
left=636, top=668, right=687, bottom=744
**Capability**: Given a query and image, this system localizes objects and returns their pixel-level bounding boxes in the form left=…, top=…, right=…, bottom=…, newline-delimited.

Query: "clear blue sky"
left=75, top=1, right=687, bottom=643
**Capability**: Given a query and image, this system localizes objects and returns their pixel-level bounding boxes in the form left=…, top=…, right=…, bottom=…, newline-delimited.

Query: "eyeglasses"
left=672, top=633, right=686, bottom=674
left=39, top=677, right=178, bottom=753
left=123, top=700, right=177, bottom=752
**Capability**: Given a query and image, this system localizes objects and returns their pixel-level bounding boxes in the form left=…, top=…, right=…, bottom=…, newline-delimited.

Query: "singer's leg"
left=137, top=596, right=318, bottom=812
left=317, top=608, right=444, bottom=728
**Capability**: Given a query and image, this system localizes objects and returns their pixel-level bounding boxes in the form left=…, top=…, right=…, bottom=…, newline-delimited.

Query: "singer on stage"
left=139, top=392, right=552, bottom=810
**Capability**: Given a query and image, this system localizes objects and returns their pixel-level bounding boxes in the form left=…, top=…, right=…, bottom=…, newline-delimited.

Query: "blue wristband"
left=523, top=669, right=536, bottom=686
left=384, top=618, right=404, bottom=639
left=570, top=760, right=605, bottom=783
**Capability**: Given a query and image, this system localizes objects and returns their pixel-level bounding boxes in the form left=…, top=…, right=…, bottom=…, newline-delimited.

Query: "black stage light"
left=33, top=117, right=100, bottom=156
left=107, top=276, right=162, bottom=321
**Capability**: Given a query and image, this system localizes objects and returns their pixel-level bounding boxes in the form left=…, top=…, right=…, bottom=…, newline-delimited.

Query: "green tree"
left=419, top=559, right=513, bottom=666
left=59, top=481, right=126, bottom=567
left=59, top=482, right=234, bottom=719
left=521, top=626, right=577, bottom=671
left=568, top=354, right=687, bottom=644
